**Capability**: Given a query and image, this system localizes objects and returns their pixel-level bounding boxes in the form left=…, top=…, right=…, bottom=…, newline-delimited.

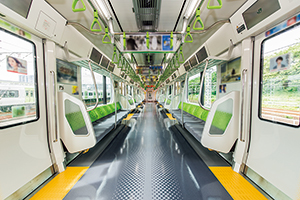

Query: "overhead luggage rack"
left=71, top=59, right=124, bottom=82
left=188, top=57, right=227, bottom=77
left=168, top=57, right=227, bottom=85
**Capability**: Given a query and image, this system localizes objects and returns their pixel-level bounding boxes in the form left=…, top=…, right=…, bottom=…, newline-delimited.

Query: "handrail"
left=68, top=19, right=229, bottom=35
left=87, top=61, right=99, bottom=112
left=207, top=0, right=223, bottom=9
left=240, top=69, right=247, bottom=142
left=198, top=60, right=210, bottom=111
left=102, top=26, right=111, bottom=44
left=184, top=26, right=193, bottom=43
left=91, top=10, right=102, bottom=32
left=72, top=0, right=86, bottom=12
left=50, top=71, right=58, bottom=142
left=193, top=9, right=204, bottom=31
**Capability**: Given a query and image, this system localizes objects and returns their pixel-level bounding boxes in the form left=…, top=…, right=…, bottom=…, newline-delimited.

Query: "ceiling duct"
left=144, top=54, right=154, bottom=65
left=133, top=0, right=162, bottom=31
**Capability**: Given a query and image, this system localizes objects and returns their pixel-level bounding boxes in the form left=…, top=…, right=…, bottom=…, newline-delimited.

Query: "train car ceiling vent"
left=133, top=0, right=162, bottom=31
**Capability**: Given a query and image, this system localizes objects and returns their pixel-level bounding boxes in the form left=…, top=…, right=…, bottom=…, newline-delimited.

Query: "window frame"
left=0, top=27, right=39, bottom=129
left=258, top=23, right=300, bottom=128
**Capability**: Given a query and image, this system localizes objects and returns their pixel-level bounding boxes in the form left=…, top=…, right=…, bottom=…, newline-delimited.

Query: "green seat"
left=175, top=102, right=209, bottom=122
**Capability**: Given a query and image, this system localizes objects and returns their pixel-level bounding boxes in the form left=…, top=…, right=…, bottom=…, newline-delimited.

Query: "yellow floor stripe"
left=210, top=167, right=267, bottom=200
left=30, top=167, right=88, bottom=200
left=166, top=113, right=176, bottom=120
left=123, top=113, right=134, bottom=120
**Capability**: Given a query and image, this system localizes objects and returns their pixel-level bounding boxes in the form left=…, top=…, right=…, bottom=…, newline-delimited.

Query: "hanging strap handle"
left=117, top=54, right=122, bottom=68
left=102, top=26, right=111, bottom=44
left=112, top=46, right=118, bottom=64
left=193, top=9, right=204, bottom=30
left=131, top=54, right=134, bottom=63
left=146, top=32, right=150, bottom=49
left=184, top=26, right=193, bottom=43
left=91, top=10, right=102, bottom=32
left=123, top=32, right=126, bottom=50
left=170, top=32, right=173, bottom=50
left=207, top=0, right=223, bottom=9
left=178, top=46, right=184, bottom=63
left=72, top=0, right=86, bottom=12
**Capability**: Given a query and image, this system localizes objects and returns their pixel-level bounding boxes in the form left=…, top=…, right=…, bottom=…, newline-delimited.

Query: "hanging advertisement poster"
left=121, top=34, right=177, bottom=52
left=56, top=59, right=78, bottom=84
left=221, top=58, right=241, bottom=84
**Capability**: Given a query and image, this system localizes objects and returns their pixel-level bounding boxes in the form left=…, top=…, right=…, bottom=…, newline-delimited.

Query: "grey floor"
left=64, top=103, right=233, bottom=200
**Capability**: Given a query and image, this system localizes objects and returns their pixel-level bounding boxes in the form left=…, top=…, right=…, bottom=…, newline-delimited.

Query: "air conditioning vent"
left=138, top=0, right=156, bottom=8
left=142, top=21, right=153, bottom=26
left=144, top=54, right=154, bottom=65
left=133, top=0, right=161, bottom=31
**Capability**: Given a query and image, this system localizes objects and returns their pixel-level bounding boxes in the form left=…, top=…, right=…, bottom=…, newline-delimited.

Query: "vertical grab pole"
left=198, top=60, right=210, bottom=111
left=50, top=71, right=58, bottom=142
left=182, top=73, right=188, bottom=127
left=87, top=61, right=99, bottom=112
left=240, top=69, right=247, bottom=142
left=110, top=73, right=117, bottom=129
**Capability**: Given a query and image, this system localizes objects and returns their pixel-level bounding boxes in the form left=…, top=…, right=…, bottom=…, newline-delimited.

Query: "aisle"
left=63, top=103, right=232, bottom=200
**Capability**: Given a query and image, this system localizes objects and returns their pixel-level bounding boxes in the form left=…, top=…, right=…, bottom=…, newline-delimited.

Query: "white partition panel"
left=201, top=91, right=240, bottom=153
left=58, top=92, right=96, bottom=153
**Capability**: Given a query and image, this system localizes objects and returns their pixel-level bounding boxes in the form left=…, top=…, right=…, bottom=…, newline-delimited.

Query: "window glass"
left=260, top=24, right=300, bottom=126
left=0, top=29, right=37, bottom=128
left=209, top=99, right=233, bottom=135
left=106, top=77, right=111, bottom=102
left=204, top=66, right=217, bottom=109
left=188, top=73, right=200, bottom=103
left=81, top=67, right=103, bottom=107
left=65, top=99, right=88, bottom=135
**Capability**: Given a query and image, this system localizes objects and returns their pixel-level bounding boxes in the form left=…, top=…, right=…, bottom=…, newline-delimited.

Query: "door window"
left=0, top=29, right=38, bottom=128
left=260, top=24, right=300, bottom=126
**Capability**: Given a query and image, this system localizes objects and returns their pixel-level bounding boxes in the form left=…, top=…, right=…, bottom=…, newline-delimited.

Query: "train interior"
left=0, top=0, right=300, bottom=199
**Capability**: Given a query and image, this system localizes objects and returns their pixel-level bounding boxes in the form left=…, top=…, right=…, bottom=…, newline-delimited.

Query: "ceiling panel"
left=110, top=0, right=139, bottom=32
left=157, top=0, right=186, bottom=31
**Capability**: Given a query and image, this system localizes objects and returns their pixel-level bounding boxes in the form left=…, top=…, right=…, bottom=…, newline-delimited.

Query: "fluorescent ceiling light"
left=184, top=0, right=199, bottom=19
left=95, top=0, right=111, bottom=20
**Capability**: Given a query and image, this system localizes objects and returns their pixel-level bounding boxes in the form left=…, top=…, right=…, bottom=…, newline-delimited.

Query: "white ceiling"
left=46, top=0, right=247, bottom=68
left=109, top=0, right=138, bottom=32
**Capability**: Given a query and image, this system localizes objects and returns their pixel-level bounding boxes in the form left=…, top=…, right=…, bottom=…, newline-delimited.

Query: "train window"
left=188, top=73, right=201, bottom=103
left=203, top=66, right=217, bottom=109
left=0, top=28, right=38, bottom=128
left=106, top=77, right=111, bottom=102
left=81, top=67, right=103, bottom=107
left=260, top=24, right=300, bottom=126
